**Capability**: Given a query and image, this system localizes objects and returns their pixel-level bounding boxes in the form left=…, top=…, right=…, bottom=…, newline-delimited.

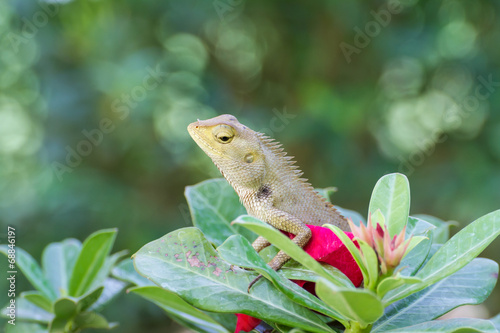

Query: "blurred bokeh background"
left=1, top=0, right=499, bottom=331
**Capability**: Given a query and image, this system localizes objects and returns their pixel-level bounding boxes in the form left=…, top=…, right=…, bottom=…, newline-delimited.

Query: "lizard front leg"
left=248, top=207, right=312, bottom=291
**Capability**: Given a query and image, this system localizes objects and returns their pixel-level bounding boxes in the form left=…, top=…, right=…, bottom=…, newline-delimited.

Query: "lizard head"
left=188, top=114, right=266, bottom=187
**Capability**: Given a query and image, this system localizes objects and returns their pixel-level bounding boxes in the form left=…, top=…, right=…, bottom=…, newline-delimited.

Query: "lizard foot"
left=247, top=274, right=264, bottom=293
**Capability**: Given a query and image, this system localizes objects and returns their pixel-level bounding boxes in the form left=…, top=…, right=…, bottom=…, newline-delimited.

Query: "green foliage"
left=185, top=179, right=255, bottom=246
left=132, top=175, right=500, bottom=332
left=368, top=173, right=410, bottom=235
left=0, top=230, right=125, bottom=333
left=129, top=286, right=229, bottom=333
left=2, top=1, right=500, bottom=330
left=132, top=227, right=333, bottom=333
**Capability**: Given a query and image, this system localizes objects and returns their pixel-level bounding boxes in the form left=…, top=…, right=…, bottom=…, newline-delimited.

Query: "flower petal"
left=235, top=314, right=262, bottom=333
left=288, top=225, right=363, bottom=287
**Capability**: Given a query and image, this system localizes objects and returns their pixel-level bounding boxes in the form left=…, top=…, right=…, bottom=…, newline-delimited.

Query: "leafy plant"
left=132, top=174, right=500, bottom=333
left=0, top=229, right=127, bottom=333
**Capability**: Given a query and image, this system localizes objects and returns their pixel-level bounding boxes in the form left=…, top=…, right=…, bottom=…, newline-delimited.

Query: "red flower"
left=235, top=225, right=363, bottom=332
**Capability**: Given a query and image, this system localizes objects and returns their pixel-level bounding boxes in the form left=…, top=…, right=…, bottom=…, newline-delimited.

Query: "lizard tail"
left=247, top=274, right=264, bottom=293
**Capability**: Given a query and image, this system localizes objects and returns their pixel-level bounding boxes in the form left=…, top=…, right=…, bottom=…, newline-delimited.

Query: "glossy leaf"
left=88, top=278, right=128, bottom=312
left=76, top=287, right=103, bottom=312
left=72, top=312, right=117, bottom=330
left=337, top=206, right=366, bottom=226
left=368, top=173, right=410, bottom=236
left=184, top=178, right=253, bottom=246
left=358, top=240, right=379, bottom=290
left=49, top=298, right=77, bottom=333
left=218, top=234, right=347, bottom=324
left=323, top=224, right=368, bottom=284
left=316, top=277, right=384, bottom=327
left=130, top=286, right=229, bottom=333
left=87, top=249, right=128, bottom=293
left=112, top=259, right=155, bottom=287
left=374, top=258, right=498, bottom=332
left=384, top=318, right=497, bottom=332
left=0, top=246, right=56, bottom=300
left=490, top=313, right=500, bottom=331
left=384, top=210, right=500, bottom=304
left=398, top=217, right=435, bottom=276
left=371, top=209, right=386, bottom=228
left=42, top=239, right=81, bottom=298
left=376, top=274, right=421, bottom=298
left=21, top=291, right=52, bottom=313
left=414, top=214, right=457, bottom=244
left=68, top=229, right=117, bottom=297
left=279, top=264, right=353, bottom=288
left=232, top=215, right=353, bottom=288
left=53, top=298, right=77, bottom=319
left=133, top=227, right=333, bottom=333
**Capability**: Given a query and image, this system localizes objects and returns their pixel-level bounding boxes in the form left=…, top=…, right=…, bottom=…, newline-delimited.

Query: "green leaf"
left=273, top=324, right=307, bottom=333
left=1, top=298, right=54, bottom=323
left=76, top=287, right=103, bottom=312
left=233, top=215, right=354, bottom=288
left=490, top=313, right=500, bottom=331
left=112, top=259, right=155, bottom=287
left=316, top=277, right=384, bottom=327
left=49, top=299, right=77, bottom=333
left=358, top=240, right=379, bottom=290
left=398, top=217, right=435, bottom=276
left=0, top=246, right=56, bottom=300
left=133, top=227, right=333, bottom=333
left=202, top=312, right=237, bottom=332
left=279, top=264, right=353, bottom=288
left=130, top=286, right=230, bottom=333
left=384, top=318, right=497, bottom=332
left=384, top=210, right=500, bottom=304
left=315, top=187, right=338, bottom=201
left=371, top=209, right=386, bottom=228
left=218, top=234, right=347, bottom=325
left=323, top=224, right=369, bottom=285
left=52, top=298, right=77, bottom=319
left=374, top=258, right=498, bottom=332
left=68, top=229, right=117, bottom=297
left=88, top=278, right=127, bottom=312
left=48, top=317, right=66, bottom=333
left=87, top=249, right=128, bottom=293
left=5, top=322, right=48, bottom=333
left=72, top=312, right=117, bottom=330
left=368, top=173, right=410, bottom=236
left=21, top=291, right=52, bottom=313
left=414, top=214, right=457, bottom=244
left=404, top=236, right=427, bottom=258
left=185, top=178, right=254, bottom=246
left=337, top=206, right=366, bottom=225
left=42, top=239, right=81, bottom=298
left=376, top=274, right=421, bottom=298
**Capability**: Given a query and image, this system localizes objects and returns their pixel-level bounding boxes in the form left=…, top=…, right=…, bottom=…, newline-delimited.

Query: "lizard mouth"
left=188, top=124, right=223, bottom=156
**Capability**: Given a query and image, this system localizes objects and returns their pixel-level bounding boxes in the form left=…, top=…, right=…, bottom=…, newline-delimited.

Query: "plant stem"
left=345, top=322, right=372, bottom=333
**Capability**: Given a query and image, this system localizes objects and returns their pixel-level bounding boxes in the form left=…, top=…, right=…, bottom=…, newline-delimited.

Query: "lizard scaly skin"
left=188, top=114, right=349, bottom=290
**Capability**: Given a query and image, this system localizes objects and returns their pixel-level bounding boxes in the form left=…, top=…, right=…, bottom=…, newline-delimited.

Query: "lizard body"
left=188, top=114, right=348, bottom=288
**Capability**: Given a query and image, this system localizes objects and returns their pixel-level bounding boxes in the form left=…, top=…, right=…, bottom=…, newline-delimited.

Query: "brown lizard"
left=187, top=114, right=349, bottom=290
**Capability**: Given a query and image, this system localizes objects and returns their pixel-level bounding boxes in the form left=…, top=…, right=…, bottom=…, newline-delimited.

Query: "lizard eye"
left=213, top=125, right=235, bottom=144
